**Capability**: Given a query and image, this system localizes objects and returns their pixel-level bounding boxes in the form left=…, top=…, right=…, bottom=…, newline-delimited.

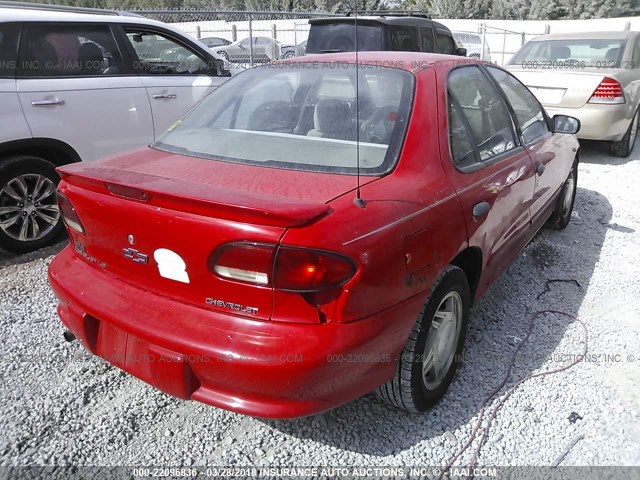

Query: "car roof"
left=0, top=5, right=160, bottom=27
left=531, top=31, right=638, bottom=41
left=281, top=51, right=479, bottom=72
left=309, top=15, right=449, bottom=30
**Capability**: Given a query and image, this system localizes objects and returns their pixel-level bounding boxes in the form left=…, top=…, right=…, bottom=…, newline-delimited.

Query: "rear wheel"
left=377, top=265, right=471, bottom=413
left=546, top=158, right=578, bottom=230
left=0, top=156, right=64, bottom=253
left=610, top=108, right=638, bottom=158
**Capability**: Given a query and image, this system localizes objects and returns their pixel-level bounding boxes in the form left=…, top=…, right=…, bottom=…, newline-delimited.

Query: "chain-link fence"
left=134, top=11, right=337, bottom=65
left=131, top=10, right=536, bottom=66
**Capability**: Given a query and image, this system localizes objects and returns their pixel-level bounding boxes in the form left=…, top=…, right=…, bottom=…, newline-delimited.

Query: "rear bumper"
left=544, top=103, right=632, bottom=142
left=48, top=246, right=423, bottom=419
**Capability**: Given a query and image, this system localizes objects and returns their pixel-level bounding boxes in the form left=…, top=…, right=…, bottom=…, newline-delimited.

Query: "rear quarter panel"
left=279, top=66, right=468, bottom=325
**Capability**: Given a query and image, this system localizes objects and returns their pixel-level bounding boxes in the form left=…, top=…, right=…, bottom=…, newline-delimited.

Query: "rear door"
left=119, top=25, right=227, bottom=137
left=16, top=22, right=153, bottom=162
left=0, top=23, right=31, bottom=143
left=441, top=65, right=537, bottom=293
left=486, top=66, right=574, bottom=228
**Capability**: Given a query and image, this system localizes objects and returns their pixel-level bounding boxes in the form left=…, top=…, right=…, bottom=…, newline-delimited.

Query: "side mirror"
left=456, top=47, right=467, bottom=56
left=210, top=57, right=230, bottom=77
left=552, top=115, right=581, bottom=134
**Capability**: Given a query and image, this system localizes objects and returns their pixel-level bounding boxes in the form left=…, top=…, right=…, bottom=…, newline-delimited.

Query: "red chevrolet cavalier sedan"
left=49, top=52, right=580, bottom=418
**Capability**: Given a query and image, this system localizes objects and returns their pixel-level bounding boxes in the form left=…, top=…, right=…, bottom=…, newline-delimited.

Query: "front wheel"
left=0, top=155, right=64, bottom=253
left=610, top=108, right=638, bottom=158
left=377, top=265, right=471, bottom=413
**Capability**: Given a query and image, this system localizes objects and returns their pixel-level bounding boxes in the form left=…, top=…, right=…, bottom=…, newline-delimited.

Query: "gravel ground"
left=1, top=140, right=639, bottom=470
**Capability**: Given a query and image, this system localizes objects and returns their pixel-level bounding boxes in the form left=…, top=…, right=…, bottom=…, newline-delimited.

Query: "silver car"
left=215, top=36, right=281, bottom=64
left=506, top=31, right=640, bottom=157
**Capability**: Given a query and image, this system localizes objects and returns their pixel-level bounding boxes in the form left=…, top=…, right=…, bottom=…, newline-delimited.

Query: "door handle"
left=152, top=94, right=177, bottom=100
left=536, top=163, right=546, bottom=175
left=31, top=99, right=65, bottom=106
left=472, top=201, right=491, bottom=219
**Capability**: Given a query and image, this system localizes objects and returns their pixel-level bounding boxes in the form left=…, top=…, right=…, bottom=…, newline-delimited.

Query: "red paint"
left=49, top=53, right=579, bottom=418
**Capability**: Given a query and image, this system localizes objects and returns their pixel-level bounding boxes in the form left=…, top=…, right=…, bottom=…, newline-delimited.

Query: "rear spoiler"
left=57, top=164, right=330, bottom=228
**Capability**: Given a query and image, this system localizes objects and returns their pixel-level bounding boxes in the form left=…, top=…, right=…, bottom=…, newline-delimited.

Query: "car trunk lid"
left=507, top=68, right=607, bottom=108
left=57, top=147, right=371, bottom=321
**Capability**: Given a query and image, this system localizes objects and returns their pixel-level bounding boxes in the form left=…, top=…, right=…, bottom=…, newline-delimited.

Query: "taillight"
left=208, top=242, right=274, bottom=286
left=57, top=191, right=85, bottom=234
left=588, top=77, right=625, bottom=104
left=273, top=247, right=356, bottom=292
left=208, top=242, right=357, bottom=292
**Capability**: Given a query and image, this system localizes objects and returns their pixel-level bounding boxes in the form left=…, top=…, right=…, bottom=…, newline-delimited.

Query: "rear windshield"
left=154, top=63, right=414, bottom=175
left=306, top=23, right=383, bottom=53
left=510, top=39, right=628, bottom=68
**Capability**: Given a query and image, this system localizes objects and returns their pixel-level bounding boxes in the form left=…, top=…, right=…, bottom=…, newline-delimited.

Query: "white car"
left=453, top=31, right=492, bottom=62
left=0, top=3, right=231, bottom=253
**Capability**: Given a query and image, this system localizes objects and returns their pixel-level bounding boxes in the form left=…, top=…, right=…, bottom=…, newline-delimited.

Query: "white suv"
left=0, top=3, right=231, bottom=253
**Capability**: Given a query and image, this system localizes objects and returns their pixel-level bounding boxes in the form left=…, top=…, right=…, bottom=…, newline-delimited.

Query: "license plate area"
left=95, top=319, right=200, bottom=399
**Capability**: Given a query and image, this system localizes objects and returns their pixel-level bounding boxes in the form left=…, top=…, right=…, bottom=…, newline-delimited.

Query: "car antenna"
left=353, top=9, right=366, bottom=209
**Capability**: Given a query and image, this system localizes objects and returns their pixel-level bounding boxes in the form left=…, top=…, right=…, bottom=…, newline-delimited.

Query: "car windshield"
left=510, top=39, right=628, bottom=68
left=154, top=63, right=414, bottom=175
left=306, top=23, right=383, bottom=53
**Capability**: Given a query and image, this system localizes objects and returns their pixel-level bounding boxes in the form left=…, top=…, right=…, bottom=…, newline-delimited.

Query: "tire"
left=610, top=108, right=639, bottom=158
left=377, top=265, right=471, bottom=413
left=545, top=157, right=578, bottom=230
left=0, top=155, right=64, bottom=253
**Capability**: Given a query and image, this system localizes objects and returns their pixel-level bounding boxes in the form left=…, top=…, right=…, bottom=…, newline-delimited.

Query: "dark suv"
left=306, top=13, right=466, bottom=56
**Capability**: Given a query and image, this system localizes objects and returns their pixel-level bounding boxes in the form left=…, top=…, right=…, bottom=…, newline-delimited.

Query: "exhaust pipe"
left=63, top=330, right=76, bottom=343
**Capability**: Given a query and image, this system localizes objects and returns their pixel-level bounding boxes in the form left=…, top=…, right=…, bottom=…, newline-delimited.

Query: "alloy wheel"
left=0, top=174, right=60, bottom=242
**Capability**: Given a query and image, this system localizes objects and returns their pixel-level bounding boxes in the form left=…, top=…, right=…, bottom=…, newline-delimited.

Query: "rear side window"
left=19, top=24, right=123, bottom=77
left=436, top=32, right=456, bottom=55
left=387, top=26, right=419, bottom=52
left=306, top=23, right=382, bottom=53
left=0, top=23, right=19, bottom=77
left=420, top=27, right=435, bottom=52
left=448, top=66, right=517, bottom=163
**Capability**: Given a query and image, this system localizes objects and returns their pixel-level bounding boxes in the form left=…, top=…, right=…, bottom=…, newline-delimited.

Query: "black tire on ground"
left=377, top=265, right=471, bottom=413
left=0, top=155, right=65, bottom=254
left=610, top=108, right=639, bottom=158
left=545, top=157, right=578, bottom=230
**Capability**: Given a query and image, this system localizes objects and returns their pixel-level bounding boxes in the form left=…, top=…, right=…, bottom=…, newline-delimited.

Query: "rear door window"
left=18, top=24, right=123, bottom=77
left=436, top=32, right=456, bottom=55
left=0, top=23, right=19, bottom=77
left=448, top=66, right=517, bottom=163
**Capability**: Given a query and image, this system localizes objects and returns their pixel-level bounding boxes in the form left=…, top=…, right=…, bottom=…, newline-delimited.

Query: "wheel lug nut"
left=21, top=212, right=27, bottom=216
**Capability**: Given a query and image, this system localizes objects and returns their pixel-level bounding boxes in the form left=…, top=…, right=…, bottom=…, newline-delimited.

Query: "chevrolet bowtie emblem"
left=122, top=247, right=148, bottom=264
